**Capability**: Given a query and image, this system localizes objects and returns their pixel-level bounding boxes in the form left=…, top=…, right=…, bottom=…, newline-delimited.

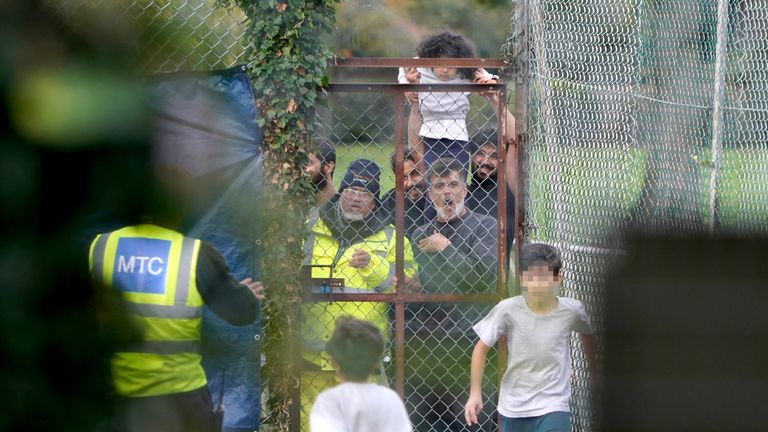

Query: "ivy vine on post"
left=216, top=0, right=338, bottom=430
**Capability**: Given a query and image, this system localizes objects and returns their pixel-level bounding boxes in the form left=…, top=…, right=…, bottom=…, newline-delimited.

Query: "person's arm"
left=503, top=107, right=518, bottom=194
left=465, top=340, right=491, bottom=426
left=580, top=333, right=598, bottom=386
left=196, top=241, right=261, bottom=326
left=408, top=106, right=424, bottom=170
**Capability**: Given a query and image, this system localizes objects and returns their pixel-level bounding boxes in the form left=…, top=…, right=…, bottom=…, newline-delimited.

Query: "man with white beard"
left=300, top=159, right=418, bottom=431
left=409, top=157, right=499, bottom=432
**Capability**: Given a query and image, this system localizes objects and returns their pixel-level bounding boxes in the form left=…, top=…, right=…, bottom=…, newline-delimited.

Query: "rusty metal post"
left=393, top=92, right=406, bottom=398
left=496, top=86, right=509, bottom=298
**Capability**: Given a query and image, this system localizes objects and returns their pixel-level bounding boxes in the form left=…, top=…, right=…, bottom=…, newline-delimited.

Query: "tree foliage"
left=215, top=0, right=339, bottom=429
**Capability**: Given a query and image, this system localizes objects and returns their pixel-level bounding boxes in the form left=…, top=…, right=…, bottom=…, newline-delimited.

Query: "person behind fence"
left=310, top=317, right=413, bottom=432
left=407, top=157, right=499, bottom=431
left=381, top=149, right=429, bottom=242
left=466, top=127, right=516, bottom=254
left=301, top=159, right=418, bottom=430
left=464, top=243, right=597, bottom=432
left=89, top=166, right=265, bottom=432
left=398, top=31, right=498, bottom=171
left=304, top=137, right=337, bottom=208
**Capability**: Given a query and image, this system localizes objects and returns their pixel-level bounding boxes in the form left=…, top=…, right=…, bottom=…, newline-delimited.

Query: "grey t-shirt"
left=473, top=296, right=593, bottom=418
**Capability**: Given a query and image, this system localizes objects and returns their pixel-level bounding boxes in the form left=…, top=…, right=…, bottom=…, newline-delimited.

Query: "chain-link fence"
left=303, top=74, right=511, bottom=431
left=508, top=0, right=768, bottom=430
left=60, top=0, right=768, bottom=430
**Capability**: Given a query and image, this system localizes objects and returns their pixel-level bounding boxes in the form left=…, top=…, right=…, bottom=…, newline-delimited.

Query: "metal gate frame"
left=298, top=57, right=518, bottom=429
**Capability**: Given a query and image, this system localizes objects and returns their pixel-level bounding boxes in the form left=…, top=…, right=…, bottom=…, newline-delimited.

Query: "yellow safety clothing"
left=89, top=224, right=206, bottom=397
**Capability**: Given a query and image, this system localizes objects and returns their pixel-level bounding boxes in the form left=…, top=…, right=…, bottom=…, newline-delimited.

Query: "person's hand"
left=390, top=274, right=421, bottom=293
left=404, top=67, right=421, bottom=104
left=464, top=392, right=483, bottom=426
left=240, top=278, right=265, bottom=301
left=473, top=68, right=498, bottom=84
left=417, top=230, right=450, bottom=253
left=348, top=249, right=371, bottom=268
left=405, top=67, right=421, bottom=83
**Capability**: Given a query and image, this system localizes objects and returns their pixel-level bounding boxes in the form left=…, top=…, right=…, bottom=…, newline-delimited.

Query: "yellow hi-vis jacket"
left=301, top=214, right=417, bottom=371
left=89, top=224, right=206, bottom=397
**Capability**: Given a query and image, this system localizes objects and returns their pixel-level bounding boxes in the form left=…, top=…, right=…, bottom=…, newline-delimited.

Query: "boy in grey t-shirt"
left=464, top=244, right=597, bottom=432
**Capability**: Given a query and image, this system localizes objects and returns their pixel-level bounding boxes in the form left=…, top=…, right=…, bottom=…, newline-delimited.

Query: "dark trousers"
left=103, top=386, right=216, bottom=432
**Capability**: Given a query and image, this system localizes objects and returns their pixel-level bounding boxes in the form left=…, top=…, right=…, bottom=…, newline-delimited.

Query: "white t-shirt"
left=398, top=66, right=493, bottom=141
left=310, top=382, right=413, bottom=432
left=473, top=296, right=593, bottom=418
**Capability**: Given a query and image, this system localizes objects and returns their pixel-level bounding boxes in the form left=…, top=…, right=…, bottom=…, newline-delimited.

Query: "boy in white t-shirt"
left=398, top=31, right=497, bottom=171
left=464, top=243, right=597, bottom=432
left=310, top=317, right=412, bottom=432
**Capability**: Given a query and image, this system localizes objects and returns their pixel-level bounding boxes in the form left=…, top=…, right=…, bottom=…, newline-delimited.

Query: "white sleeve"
left=310, top=393, right=348, bottom=432
left=572, top=301, right=594, bottom=335
left=384, top=390, right=414, bottom=432
left=472, top=301, right=507, bottom=346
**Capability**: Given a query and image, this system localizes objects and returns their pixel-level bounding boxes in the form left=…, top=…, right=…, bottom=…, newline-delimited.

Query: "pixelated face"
left=403, top=160, right=425, bottom=201
left=471, top=144, right=499, bottom=181
left=432, top=65, right=459, bottom=81
left=521, top=264, right=560, bottom=296
left=428, top=171, right=467, bottom=222
left=340, top=186, right=375, bottom=220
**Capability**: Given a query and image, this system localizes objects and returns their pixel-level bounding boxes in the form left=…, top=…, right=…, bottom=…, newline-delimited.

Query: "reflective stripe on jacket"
left=89, top=224, right=206, bottom=397
left=302, top=215, right=417, bottom=371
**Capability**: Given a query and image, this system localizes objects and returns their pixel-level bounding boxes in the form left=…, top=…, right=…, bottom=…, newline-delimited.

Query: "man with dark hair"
left=466, top=128, right=516, bottom=253
left=414, top=157, right=498, bottom=294
left=301, top=159, right=418, bottom=430
left=304, top=137, right=336, bottom=207
left=381, top=149, right=428, bottom=240
left=310, top=317, right=412, bottom=432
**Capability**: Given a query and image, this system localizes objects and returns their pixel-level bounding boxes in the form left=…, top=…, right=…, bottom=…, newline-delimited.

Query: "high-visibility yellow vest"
left=89, top=224, right=206, bottom=397
left=301, top=215, right=417, bottom=371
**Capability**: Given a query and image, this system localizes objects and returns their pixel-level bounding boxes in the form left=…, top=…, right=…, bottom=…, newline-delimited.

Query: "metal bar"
left=333, top=57, right=507, bottom=68
left=393, top=92, right=406, bottom=398
left=327, top=83, right=503, bottom=93
left=708, top=0, right=730, bottom=235
left=304, top=293, right=500, bottom=303
left=496, top=87, right=508, bottom=300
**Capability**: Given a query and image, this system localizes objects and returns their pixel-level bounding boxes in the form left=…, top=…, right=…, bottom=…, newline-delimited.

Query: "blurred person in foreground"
left=310, top=317, right=412, bottom=432
left=89, top=166, right=265, bottom=432
left=301, top=159, right=418, bottom=430
left=465, top=243, right=597, bottom=432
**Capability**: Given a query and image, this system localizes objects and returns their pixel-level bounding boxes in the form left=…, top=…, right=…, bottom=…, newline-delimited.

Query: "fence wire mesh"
left=49, top=0, right=247, bottom=73
left=59, top=0, right=768, bottom=430
left=303, top=85, right=509, bottom=431
left=508, top=0, right=768, bottom=430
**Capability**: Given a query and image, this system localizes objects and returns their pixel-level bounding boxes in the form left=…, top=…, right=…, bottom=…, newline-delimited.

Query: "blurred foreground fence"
left=59, top=0, right=768, bottom=430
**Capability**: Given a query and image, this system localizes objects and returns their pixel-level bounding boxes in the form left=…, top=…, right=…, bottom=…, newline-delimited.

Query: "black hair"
left=389, top=149, right=418, bottom=172
left=325, top=317, right=385, bottom=381
left=468, top=128, right=498, bottom=156
left=425, top=157, right=466, bottom=187
left=416, top=31, right=475, bottom=80
left=519, top=243, right=562, bottom=276
left=312, top=137, right=336, bottom=175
